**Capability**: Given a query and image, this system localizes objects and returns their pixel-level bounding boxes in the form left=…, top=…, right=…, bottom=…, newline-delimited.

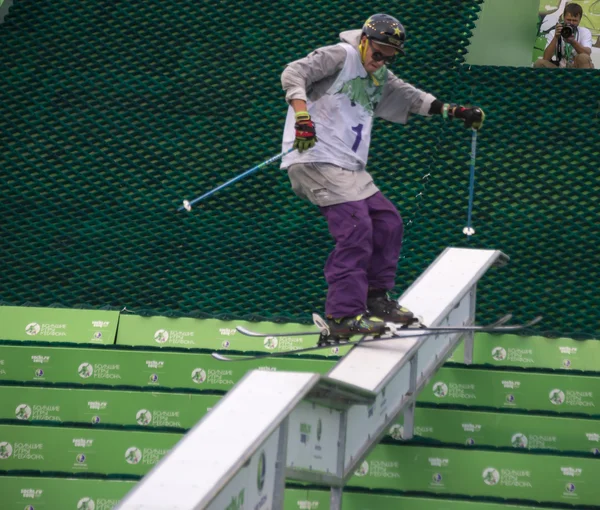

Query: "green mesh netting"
left=1, top=0, right=598, bottom=336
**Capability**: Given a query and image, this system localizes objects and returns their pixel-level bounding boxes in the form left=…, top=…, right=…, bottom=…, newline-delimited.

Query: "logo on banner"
left=25, top=322, right=66, bottom=337
left=565, top=483, right=576, bottom=493
left=78, top=363, right=94, bottom=378
left=0, top=442, right=13, bottom=459
left=257, top=451, right=266, bottom=492
left=191, top=368, right=207, bottom=384
left=77, top=497, right=96, bottom=509
left=296, top=501, right=320, bottom=510
left=15, top=404, right=32, bottom=421
left=154, top=330, right=169, bottom=343
left=549, top=389, right=565, bottom=405
left=125, top=447, right=142, bottom=465
left=482, top=467, right=500, bottom=485
left=264, top=337, right=278, bottom=350
left=432, top=382, right=448, bottom=398
left=492, top=347, right=507, bottom=360
left=389, top=424, right=404, bottom=440
left=136, top=410, right=152, bottom=426
left=25, top=323, right=41, bottom=336
left=511, top=433, right=528, bottom=448
left=355, top=461, right=369, bottom=477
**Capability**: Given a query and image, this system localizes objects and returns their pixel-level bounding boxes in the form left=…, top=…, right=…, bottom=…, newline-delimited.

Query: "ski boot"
left=320, top=314, right=387, bottom=346
left=366, top=290, right=417, bottom=327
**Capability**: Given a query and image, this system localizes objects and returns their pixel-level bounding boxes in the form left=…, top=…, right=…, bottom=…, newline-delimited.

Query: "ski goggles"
left=371, top=50, right=397, bottom=65
left=369, top=42, right=398, bottom=65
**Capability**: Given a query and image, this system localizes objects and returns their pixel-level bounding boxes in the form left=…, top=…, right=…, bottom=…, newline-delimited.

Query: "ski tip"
left=493, top=313, right=513, bottom=326
left=527, top=315, right=543, bottom=327
left=236, top=326, right=261, bottom=337
left=312, top=313, right=330, bottom=335
left=211, top=352, right=234, bottom=362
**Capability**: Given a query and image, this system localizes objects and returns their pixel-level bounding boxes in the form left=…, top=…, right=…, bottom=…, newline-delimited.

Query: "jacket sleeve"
left=374, top=70, right=437, bottom=124
left=281, top=44, right=347, bottom=104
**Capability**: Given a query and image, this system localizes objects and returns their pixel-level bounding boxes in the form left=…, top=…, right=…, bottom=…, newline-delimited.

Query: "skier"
left=280, top=13, right=484, bottom=339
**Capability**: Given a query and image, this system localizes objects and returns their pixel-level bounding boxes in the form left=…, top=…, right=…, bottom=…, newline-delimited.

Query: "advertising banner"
left=341, top=490, right=557, bottom=510
left=348, top=443, right=600, bottom=505
left=469, top=333, right=600, bottom=371
left=284, top=489, right=328, bottom=510
left=419, top=367, right=600, bottom=415
left=390, top=406, right=600, bottom=454
left=0, top=476, right=135, bottom=510
left=0, top=306, right=119, bottom=345
left=0, top=345, right=335, bottom=390
left=0, top=481, right=565, bottom=510
left=116, top=314, right=351, bottom=357
left=0, top=424, right=181, bottom=476
left=0, top=385, right=221, bottom=429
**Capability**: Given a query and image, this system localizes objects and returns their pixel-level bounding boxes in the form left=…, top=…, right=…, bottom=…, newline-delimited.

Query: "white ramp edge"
left=286, top=247, right=507, bottom=488
left=116, top=247, right=508, bottom=510
left=115, top=370, right=320, bottom=510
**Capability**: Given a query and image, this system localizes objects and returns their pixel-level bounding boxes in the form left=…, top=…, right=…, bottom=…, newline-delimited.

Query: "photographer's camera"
left=561, top=24, right=577, bottom=40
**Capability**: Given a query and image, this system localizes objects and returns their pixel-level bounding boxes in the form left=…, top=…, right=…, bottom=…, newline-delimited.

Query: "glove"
left=444, top=104, right=485, bottom=130
left=293, top=111, right=318, bottom=152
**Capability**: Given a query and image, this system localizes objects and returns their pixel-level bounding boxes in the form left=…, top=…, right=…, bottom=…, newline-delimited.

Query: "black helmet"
left=362, top=13, right=406, bottom=55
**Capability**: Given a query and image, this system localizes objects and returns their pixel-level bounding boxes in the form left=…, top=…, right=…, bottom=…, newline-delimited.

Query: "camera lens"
left=562, top=25, right=574, bottom=39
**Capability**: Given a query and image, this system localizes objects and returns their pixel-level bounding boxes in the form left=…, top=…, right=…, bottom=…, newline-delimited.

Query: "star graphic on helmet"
left=393, top=27, right=402, bottom=36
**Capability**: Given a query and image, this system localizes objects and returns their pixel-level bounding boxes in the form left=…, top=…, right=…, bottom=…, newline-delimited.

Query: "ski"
left=236, top=313, right=517, bottom=339
left=212, top=315, right=542, bottom=362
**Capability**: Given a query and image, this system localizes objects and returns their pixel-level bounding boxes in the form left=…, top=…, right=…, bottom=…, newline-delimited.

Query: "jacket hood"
left=339, top=29, right=362, bottom=48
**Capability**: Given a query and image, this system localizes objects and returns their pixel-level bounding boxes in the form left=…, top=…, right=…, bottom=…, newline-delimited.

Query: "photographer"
left=534, top=2, right=593, bottom=68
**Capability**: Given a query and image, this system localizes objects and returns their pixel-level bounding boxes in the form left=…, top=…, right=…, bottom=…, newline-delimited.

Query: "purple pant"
left=319, top=192, right=404, bottom=318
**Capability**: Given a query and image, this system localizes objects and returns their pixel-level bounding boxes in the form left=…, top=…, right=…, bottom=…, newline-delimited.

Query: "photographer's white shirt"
left=545, top=26, right=593, bottom=67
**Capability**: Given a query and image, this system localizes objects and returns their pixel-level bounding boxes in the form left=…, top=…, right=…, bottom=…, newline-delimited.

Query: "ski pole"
left=178, top=148, right=294, bottom=212
left=463, top=128, right=478, bottom=237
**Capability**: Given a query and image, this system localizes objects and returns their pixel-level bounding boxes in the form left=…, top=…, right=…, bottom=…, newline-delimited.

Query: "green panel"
left=466, top=0, right=540, bottom=66
left=0, top=476, right=135, bottom=510
left=286, top=489, right=558, bottom=509
left=116, top=313, right=350, bottom=356
left=419, top=367, right=600, bottom=414
left=0, top=345, right=334, bottom=389
left=468, top=332, right=600, bottom=370
left=342, top=491, right=556, bottom=510
left=0, top=480, right=570, bottom=509
left=0, top=385, right=220, bottom=428
left=391, top=406, right=600, bottom=454
left=0, top=306, right=119, bottom=345
left=0, top=424, right=180, bottom=475
left=349, top=443, right=600, bottom=505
